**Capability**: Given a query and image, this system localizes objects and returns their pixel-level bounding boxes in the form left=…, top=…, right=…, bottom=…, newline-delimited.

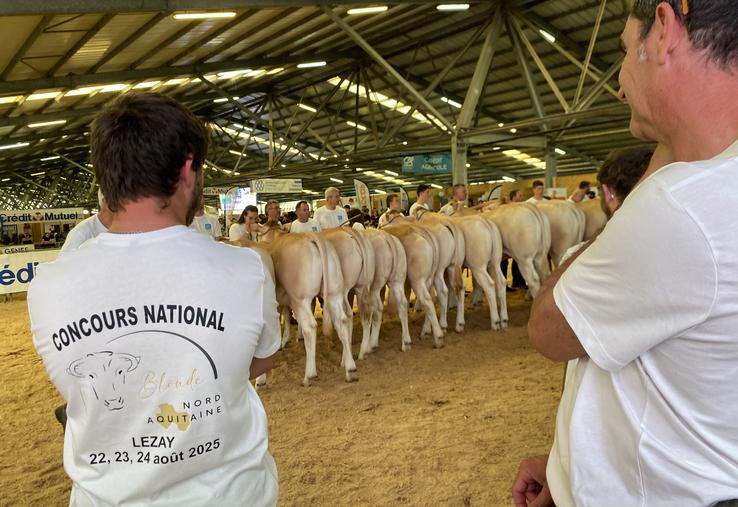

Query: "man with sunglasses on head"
left=515, top=1, right=738, bottom=506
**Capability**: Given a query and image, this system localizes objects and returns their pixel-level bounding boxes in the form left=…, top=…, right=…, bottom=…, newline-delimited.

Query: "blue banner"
left=401, top=153, right=452, bottom=174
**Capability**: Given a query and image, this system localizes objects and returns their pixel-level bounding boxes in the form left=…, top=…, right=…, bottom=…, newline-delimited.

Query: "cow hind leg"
left=414, top=282, right=444, bottom=348
left=358, top=287, right=376, bottom=360
left=517, top=258, right=541, bottom=298
left=434, top=272, right=450, bottom=333
left=390, top=282, right=412, bottom=351
left=472, top=266, right=500, bottom=330
left=293, top=300, right=319, bottom=387
left=326, top=295, right=358, bottom=382
left=490, top=262, right=509, bottom=328
left=367, top=289, right=384, bottom=354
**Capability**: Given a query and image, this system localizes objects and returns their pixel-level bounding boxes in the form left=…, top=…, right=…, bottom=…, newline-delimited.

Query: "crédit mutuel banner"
left=0, top=249, right=59, bottom=294
left=0, top=208, right=84, bottom=224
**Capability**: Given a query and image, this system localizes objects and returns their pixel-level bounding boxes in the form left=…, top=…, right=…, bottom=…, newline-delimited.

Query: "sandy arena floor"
left=1, top=290, right=562, bottom=506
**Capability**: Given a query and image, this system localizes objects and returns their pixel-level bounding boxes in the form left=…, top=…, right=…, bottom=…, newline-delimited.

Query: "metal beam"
left=0, top=53, right=341, bottom=94
left=89, top=12, right=167, bottom=73
left=0, top=15, right=50, bottom=80
left=322, top=6, right=455, bottom=133
left=573, top=0, right=608, bottom=107
left=507, top=15, right=545, bottom=119
left=453, top=7, right=503, bottom=186
left=47, top=14, right=115, bottom=77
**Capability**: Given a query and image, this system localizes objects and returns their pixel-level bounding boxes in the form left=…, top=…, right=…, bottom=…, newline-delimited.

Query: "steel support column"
left=452, top=7, right=503, bottom=186
left=545, top=145, right=557, bottom=189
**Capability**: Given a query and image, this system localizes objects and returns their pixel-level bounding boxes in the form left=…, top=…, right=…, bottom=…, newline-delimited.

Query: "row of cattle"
left=238, top=199, right=607, bottom=387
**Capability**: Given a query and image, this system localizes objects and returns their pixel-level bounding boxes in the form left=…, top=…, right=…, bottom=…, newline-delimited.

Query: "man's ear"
left=179, top=155, right=195, bottom=190
left=653, top=2, right=685, bottom=65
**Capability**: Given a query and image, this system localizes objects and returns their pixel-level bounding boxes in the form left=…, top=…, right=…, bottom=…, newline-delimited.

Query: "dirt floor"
left=0, top=290, right=563, bottom=506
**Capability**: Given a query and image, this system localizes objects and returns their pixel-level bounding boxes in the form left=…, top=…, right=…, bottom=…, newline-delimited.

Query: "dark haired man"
left=526, top=180, right=545, bottom=204
left=290, top=200, right=321, bottom=233
left=509, top=189, right=524, bottom=203
left=519, top=0, right=738, bottom=504
left=378, top=193, right=401, bottom=227
left=409, top=183, right=431, bottom=216
left=28, top=93, right=280, bottom=507
left=567, top=181, right=591, bottom=203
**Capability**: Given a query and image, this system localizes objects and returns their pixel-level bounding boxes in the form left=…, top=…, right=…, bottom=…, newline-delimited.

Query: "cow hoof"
left=501, top=320, right=508, bottom=329
left=345, top=369, right=359, bottom=382
left=371, top=346, right=379, bottom=352
left=302, top=378, right=311, bottom=387
left=455, top=324, right=464, bottom=333
left=358, top=353, right=367, bottom=360
left=492, top=322, right=500, bottom=331
left=255, top=381, right=267, bottom=389
left=401, top=342, right=411, bottom=352
left=434, top=340, right=445, bottom=349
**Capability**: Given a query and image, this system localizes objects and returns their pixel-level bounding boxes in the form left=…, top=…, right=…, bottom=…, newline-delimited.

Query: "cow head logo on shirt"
left=67, top=351, right=140, bottom=411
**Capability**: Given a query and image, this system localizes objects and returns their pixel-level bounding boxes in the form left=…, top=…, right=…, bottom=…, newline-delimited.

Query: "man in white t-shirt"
left=189, top=195, right=222, bottom=240
left=408, top=183, right=431, bottom=217
left=61, top=189, right=111, bottom=252
left=440, top=183, right=467, bottom=215
left=28, top=93, right=280, bottom=507
left=377, top=193, right=401, bottom=228
left=525, top=180, right=546, bottom=205
left=566, top=181, right=591, bottom=204
left=514, top=3, right=738, bottom=506
left=290, top=200, right=321, bottom=233
left=313, top=186, right=346, bottom=230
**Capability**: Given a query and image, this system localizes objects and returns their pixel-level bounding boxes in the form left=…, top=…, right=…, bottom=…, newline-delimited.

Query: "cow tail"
left=308, top=232, right=335, bottom=338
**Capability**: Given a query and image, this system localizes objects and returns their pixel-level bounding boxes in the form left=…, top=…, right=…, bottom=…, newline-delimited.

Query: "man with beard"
left=27, top=93, right=280, bottom=507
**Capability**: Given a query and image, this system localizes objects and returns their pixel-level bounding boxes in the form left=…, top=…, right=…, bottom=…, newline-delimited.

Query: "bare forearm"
left=528, top=240, right=594, bottom=361
left=249, top=354, right=276, bottom=380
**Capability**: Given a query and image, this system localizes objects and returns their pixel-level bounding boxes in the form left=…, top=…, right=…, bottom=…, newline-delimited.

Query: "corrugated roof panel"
left=0, top=16, right=43, bottom=76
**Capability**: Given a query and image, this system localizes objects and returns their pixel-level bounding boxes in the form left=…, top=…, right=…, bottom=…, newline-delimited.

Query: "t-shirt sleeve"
left=213, top=218, right=222, bottom=238
left=553, top=180, right=717, bottom=371
left=228, top=224, right=239, bottom=241
left=254, top=264, right=281, bottom=359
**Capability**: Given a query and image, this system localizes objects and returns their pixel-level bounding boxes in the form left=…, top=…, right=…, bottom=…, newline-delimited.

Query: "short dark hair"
left=91, top=92, right=208, bottom=212
left=598, top=146, right=654, bottom=201
left=630, top=0, right=738, bottom=69
left=296, top=200, right=309, bottom=210
left=532, top=180, right=544, bottom=189
left=386, top=194, right=399, bottom=208
left=417, top=184, right=430, bottom=194
left=347, top=207, right=364, bottom=225
left=509, top=190, right=521, bottom=200
left=578, top=181, right=591, bottom=190
left=343, top=204, right=351, bottom=210
left=237, top=205, right=258, bottom=224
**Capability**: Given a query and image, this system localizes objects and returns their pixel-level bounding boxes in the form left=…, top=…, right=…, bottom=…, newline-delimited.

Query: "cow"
left=360, top=228, right=411, bottom=359
left=382, top=214, right=445, bottom=348
left=67, top=351, right=140, bottom=411
left=320, top=227, right=376, bottom=365
left=235, top=232, right=354, bottom=386
left=481, top=203, right=551, bottom=298
left=578, top=198, right=608, bottom=240
left=535, top=200, right=586, bottom=268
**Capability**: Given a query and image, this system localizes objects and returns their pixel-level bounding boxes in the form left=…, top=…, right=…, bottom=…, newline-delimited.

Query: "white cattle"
left=578, top=198, right=608, bottom=240
left=320, top=227, right=376, bottom=363
left=482, top=203, right=551, bottom=297
left=383, top=216, right=445, bottom=348
left=535, top=200, right=586, bottom=268
left=360, top=228, right=411, bottom=358
left=239, top=232, right=355, bottom=386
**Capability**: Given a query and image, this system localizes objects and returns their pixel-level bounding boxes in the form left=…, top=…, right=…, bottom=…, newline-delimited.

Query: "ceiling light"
left=41, top=155, right=60, bottom=161
left=217, top=69, right=251, bottom=79
left=30, top=171, right=45, bottom=176
left=554, top=148, right=567, bottom=156
left=385, top=170, right=398, bottom=176
left=0, top=142, right=29, bottom=150
left=437, top=4, right=470, bottom=11
left=28, top=119, right=66, bottom=128
left=510, top=128, right=518, bottom=133
left=163, top=78, right=189, bottom=86
left=0, top=96, right=21, bottom=104
left=430, top=183, right=443, bottom=189
left=374, top=189, right=387, bottom=194
left=502, top=176, right=516, bottom=182
left=298, top=103, right=317, bottom=113
left=441, top=97, right=462, bottom=109
left=1, top=177, right=9, bottom=182
left=465, top=163, right=471, bottom=168
left=281, top=164, right=286, bottom=168
left=330, top=177, right=343, bottom=183
left=297, top=61, right=327, bottom=68
left=347, top=6, right=388, bottom=14
left=497, top=122, right=505, bottom=127
left=402, top=141, right=408, bottom=145
left=133, top=81, right=161, bottom=89
left=267, top=68, right=284, bottom=75
left=214, top=96, right=239, bottom=103
left=228, top=150, right=244, bottom=156
left=27, top=92, right=60, bottom=101
left=493, top=146, right=501, bottom=150
left=173, top=11, right=236, bottom=20
left=539, top=29, right=556, bottom=44
left=347, top=120, right=367, bottom=131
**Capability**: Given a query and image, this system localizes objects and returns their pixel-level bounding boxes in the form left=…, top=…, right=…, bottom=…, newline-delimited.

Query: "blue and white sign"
left=0, top=249, right=59, bottom=294
left=401, top=153, right=452, bottom=174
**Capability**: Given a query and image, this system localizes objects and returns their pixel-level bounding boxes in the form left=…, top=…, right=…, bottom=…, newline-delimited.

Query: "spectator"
left=314, top=187, right=347, bottom=229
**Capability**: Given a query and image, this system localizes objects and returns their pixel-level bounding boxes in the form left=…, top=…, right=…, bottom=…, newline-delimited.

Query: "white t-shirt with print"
left=525, top=196, right=543, bottom=205
left=408, top=201, right=429, bottom=217
left=313, top=206, right=346, bottom=230
left=547, top=141, right=738, bottom=507
left=289, top=218, right=321, bottom=234
left=61, top=215, right=108, bottom=252
left=28, top=225, right=280, bottom=507
left=190, top=213, right=222, bottom=239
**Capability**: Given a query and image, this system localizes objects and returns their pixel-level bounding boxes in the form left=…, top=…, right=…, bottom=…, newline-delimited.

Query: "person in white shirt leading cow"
left=408, top=183, right=431, bottom=217
left=290, top=200, right=322, bottom=233
left=440, top=183, right=467, bottom=215
left=525, top=180, right=546, bottom=204
left=377, top=193, right=401, bottom=228
left=28, top=92, right=280, bottom=507
left=514, top=1, right=738, bottom=505
left=313, top=186, right=347, bottom=230
left=60, top=189, right=111, bottom=252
